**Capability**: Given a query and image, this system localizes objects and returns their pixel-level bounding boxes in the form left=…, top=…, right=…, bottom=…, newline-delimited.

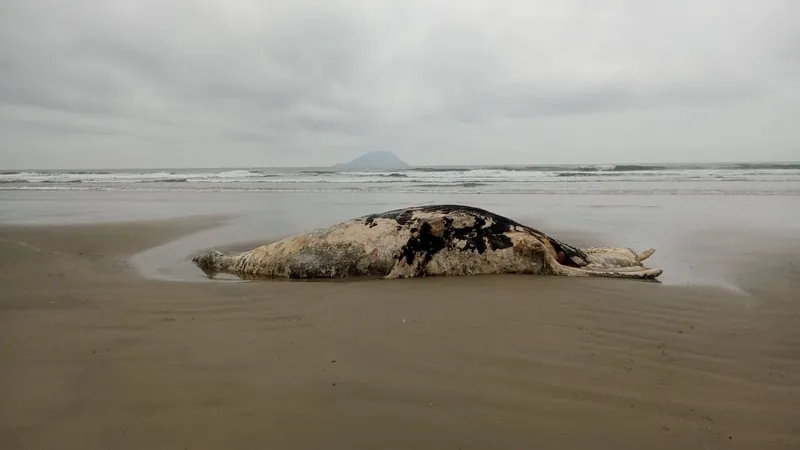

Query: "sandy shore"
left=1, top=218, right=798, bottom=449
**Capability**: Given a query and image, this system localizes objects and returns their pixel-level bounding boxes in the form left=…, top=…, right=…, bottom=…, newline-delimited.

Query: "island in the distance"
left=333, top=151, right=411, bottom=170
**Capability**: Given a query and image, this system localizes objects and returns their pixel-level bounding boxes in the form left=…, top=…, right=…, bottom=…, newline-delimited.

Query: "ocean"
left=2, top=162, right=800, bottom=195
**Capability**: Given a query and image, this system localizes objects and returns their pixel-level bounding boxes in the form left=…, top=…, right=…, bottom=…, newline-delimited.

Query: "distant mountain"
left=333, top=151, right=410, bottom=170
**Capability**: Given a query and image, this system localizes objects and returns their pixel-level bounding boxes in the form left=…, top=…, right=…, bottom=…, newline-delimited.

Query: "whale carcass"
left=192, top=205, right=663, bottom=281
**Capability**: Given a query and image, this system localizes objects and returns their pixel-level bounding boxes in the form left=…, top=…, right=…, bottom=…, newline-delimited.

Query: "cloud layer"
left=1, top=0, right=798, bottom=168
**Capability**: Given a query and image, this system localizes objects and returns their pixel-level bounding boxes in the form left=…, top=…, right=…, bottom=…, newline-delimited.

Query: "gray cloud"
left=1, top=0, right=798, bottom=169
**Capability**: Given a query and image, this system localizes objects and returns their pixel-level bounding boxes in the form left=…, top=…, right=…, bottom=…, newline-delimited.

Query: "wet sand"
left=1, top=218, right=799, bottom=449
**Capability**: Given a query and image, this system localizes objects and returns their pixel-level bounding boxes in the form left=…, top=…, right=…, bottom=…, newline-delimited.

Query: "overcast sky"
left=1, top=0, right=798, bottom=169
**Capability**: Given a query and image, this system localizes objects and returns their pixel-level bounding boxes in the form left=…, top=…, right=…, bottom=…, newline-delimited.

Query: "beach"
left=1, top=188, right=799, bottom=449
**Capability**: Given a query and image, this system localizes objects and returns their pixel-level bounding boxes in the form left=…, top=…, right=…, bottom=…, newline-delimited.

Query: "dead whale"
left=192, top=204, right=663, bottom=281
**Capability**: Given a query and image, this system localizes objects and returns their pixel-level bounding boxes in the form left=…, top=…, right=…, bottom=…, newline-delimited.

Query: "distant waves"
left=1, top=163, right=799, bottom=195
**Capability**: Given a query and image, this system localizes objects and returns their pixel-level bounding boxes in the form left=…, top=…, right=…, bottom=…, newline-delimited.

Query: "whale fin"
left=556, top=265, right=663, bottom=280
left=636, top=248, right=656, bottom=262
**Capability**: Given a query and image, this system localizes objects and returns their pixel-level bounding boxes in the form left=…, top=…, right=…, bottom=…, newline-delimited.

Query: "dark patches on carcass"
left=361, top=205, right=588, bottom=270
left=373, top=204, right=582, bottom=276
left=398, top=222, right=446, bottom=273
left=363, top=207, right=417, bottom=226
left=448, top=215, right=514, bottom=254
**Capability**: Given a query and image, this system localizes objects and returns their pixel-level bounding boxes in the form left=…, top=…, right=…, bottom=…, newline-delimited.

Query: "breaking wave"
left=1, top=163, right=798, bottom=194
left=416, top=182, right=490, bottom=188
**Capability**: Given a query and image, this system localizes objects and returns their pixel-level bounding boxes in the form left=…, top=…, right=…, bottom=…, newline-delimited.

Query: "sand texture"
left=1, top=219, right=799, bottom=449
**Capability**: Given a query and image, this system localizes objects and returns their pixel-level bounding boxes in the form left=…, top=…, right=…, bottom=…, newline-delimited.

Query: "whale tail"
left=551, top=247, right=662, bottom=280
